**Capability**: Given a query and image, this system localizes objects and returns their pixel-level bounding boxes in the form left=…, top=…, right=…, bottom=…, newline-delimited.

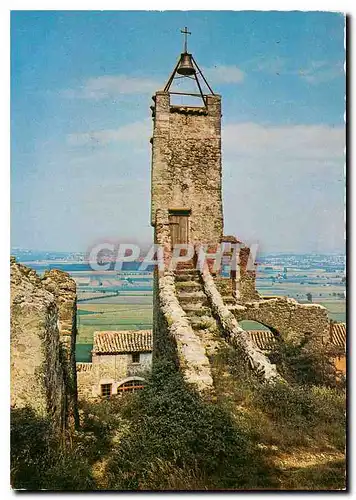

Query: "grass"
left=209, top=345, right=346, bottom=490
left=11, top=354, right=346, bottom=491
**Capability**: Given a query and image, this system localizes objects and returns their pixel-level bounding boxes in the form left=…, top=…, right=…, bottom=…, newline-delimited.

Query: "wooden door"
left=169, top=210, right=190, bottom=246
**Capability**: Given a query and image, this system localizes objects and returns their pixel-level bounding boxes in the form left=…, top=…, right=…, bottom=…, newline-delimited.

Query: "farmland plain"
left=13, top=251, right=345, bottom=362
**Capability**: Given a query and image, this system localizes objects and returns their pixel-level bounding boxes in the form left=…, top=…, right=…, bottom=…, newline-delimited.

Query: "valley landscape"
left=10, top=10, right=346, bottom=492
left=12, top=249, right=346, bottom=362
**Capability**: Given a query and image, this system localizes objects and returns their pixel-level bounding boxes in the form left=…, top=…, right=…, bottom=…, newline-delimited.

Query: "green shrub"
left=268, top=336, right=344, bottom=388
left=210, top=345, right=346, bottom=453
left=11, top=407, right=95, bottom=491
left=106, top=359, right=276, bottom=490
left=254, top=382, right=346, bottom=450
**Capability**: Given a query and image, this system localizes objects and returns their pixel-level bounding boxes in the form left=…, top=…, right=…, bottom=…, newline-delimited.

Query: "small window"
left=132, top=353, right=140, bottom=364
left=101, top=383, right=112, bottom=398
left=117, top=380, right=145, bottom=393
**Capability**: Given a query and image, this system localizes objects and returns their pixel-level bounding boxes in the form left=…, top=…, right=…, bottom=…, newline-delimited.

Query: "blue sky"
left=11, top=10, right=345, bottom=253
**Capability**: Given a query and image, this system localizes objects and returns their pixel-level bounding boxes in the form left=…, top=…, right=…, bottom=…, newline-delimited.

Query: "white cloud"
left=62, top=75, right=161, bottom=99
left=243, top=56, right=344, bottom=85
left=221, top=122, right=345, bottom=252
left=243, top=55, right=286, bottom=74
left=67, top=120, right=151, bottom=146
left=298, top=61, right=344, bottom=85
left=69, top=120, right=345, bottom=169
left=203, top=65, right=245, bottom=84
left=223, top=122, right=345, bottom=162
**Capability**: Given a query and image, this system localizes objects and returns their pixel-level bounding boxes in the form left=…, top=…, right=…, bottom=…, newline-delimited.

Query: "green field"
left=75, top=275, right=345, bottom=361
left=257, top=281, right=346, bottom=323
left=76, top=301, right=153, bottom=362
left=316, top=300, right=347, bottom=323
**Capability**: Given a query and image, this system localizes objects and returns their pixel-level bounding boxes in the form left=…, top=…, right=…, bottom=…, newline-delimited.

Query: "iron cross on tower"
left=181, top=27, right=191, bottom=53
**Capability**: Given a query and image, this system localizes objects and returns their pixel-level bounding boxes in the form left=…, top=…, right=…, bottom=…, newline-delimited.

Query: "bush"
left=254, top=382, right=346, bottom=450
left=11, top=348, right=346, bottom=491
left=106, top=359, right=276, bottom=490
left=11, top=407, right=95, bottom=491
left=210, top=344, right=346, bottom=453
left=268, top=336, right=344, bottom=388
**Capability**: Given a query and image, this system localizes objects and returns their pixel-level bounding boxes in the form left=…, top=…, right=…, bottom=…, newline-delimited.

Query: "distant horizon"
left=11, top=246, right=346, bottom=257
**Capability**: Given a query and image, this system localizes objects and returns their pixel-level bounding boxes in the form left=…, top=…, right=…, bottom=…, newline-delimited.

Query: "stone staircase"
left=174, top=267, right=226, bottom=357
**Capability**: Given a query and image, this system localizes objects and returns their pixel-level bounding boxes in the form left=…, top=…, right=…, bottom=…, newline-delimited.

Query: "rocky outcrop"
left=10, top=258, right=77, bottom=434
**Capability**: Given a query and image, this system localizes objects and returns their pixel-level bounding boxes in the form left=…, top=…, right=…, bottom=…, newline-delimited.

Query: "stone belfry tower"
left=150, top=28, right=223, bottom=247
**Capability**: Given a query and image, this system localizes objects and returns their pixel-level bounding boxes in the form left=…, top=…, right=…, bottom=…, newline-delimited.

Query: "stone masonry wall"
left=234, top=297, right=330, bottom=344
left=10, top=258, right=68, bottom=435
left=151, top=92, right=223, bottom=245
left=42, top=269, right=79, bottom=428
left=200, top=261, right=284, bottom=383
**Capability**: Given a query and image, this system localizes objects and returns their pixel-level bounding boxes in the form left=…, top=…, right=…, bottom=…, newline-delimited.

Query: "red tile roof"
left=93, top=330, right=153, bottom=355
left=330, top=323, right=346, bottom=349
left=247, top=330, right=277, bottom=351
left=247, top=323, right=346, bottom=352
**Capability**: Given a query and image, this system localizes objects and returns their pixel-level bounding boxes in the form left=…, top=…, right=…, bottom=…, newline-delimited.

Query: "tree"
left=306, top=292, right=312, bottom=302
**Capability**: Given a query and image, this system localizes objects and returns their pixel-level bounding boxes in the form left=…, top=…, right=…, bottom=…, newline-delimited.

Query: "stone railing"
left=199, top=259, right=284, bottom=384
left=153, top=210, right=214, bottom=393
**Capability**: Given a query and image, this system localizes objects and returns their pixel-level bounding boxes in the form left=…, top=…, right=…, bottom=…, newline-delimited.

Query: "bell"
left=177, top=53, right=196, bottom=76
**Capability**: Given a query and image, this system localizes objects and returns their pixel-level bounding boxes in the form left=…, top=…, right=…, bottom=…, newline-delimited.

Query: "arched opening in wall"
left=117, top=378, right=146, bottom=394
left=239, top=320, right=280, bottom=352
left=168, top=77, right=207, bottom=108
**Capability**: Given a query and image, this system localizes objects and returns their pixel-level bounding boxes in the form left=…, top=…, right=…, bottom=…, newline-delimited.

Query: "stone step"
left=178, top=292, right=208, bottom=306
left=190, top=316, right=217, bottom=330
left=223, top=296, right=236, bottom=305
left=176, top=260, right=195, bottom=271
left=175, top=268, right=199, bottom=275
left=175, top=273, right=201, bottom=283
left=183, top=305, right=211, bottom=317
left=175, top=281, right=202, bottom=292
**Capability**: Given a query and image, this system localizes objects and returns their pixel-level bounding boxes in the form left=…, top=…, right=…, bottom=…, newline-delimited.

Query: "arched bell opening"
left=162, top=28, right=215, bottom=108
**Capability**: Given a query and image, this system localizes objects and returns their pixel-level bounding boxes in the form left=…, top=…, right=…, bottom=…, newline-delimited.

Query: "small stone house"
left=76, top=330, right=153, bottom=400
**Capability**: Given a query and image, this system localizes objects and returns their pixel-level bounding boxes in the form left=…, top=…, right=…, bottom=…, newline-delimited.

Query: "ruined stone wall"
left=236, top=246, right=260, bottom=302
left=76, top=363, right=95, bottom=401
left=215, top=276, right=234, bottom=297
left=151, top=92, right=223, bottom=245
left=42, top=269, right=79, bottom=428
left=10, top=258, right=68, bottom=434
left=233, top=298, right=330, bottom=344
